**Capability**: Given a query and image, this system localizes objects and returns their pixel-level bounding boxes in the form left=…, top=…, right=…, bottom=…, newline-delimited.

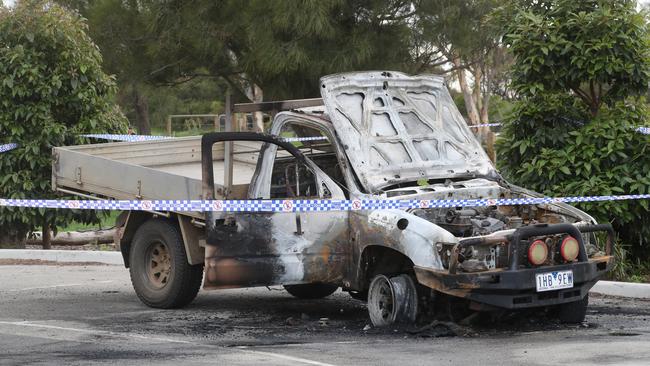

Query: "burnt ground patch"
left=84, top=289, right=650, bottom=347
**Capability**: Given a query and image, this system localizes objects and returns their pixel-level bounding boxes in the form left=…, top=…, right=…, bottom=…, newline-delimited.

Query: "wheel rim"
left=145, top=241, right=172, bottom=289
left=368, top=275, right=396, bottom=325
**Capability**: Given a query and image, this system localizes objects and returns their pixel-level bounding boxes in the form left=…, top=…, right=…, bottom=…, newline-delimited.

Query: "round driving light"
left=560, top=236, right=580, bottom=262
left=528, top=240, right=548, bottom=265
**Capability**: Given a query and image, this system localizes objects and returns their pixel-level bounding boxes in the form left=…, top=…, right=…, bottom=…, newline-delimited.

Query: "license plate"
left=535, top=270, right=574, bottom=292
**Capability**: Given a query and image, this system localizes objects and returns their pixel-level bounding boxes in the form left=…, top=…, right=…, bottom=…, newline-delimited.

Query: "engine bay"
left=411, top=205, right=585, bottom=272
left=411, top=204, right=578, bottom=237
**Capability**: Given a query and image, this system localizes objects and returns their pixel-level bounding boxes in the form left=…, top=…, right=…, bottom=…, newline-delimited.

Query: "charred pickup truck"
left=52, top=71, right=614, bottom=326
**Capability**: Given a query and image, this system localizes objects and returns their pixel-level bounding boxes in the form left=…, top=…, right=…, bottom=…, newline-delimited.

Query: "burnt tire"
left=283, top=283, right=338, bottom=299
left=558, top=294, right=589, bottom=324
left=129, top=219, right=203, bottom=308
left=367, top=274, right=418, bottom=327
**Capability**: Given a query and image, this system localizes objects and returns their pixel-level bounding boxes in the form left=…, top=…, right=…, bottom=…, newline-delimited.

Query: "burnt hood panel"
left=320, top=71, right=495, bottom=192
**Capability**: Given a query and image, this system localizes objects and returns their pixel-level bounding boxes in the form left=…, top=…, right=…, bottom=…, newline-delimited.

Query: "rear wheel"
left=367, top=274, right=418, bottom=327
left=558, top=294, right=589, bottom=323
left=284, top=283, right=338, bottom=299
left=129, top=219, right=203, bottom=308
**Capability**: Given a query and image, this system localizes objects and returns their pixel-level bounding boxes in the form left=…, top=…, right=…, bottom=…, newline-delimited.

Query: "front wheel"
left=129, top=219, right=204, bottom=308
left=367, top=274, right=418, bottom=327
left=558, top=294, right=589, bottom=323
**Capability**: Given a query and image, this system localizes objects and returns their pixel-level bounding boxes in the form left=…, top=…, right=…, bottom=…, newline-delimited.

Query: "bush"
left=498, top=98, right=650, bottom=259
left=0, top=1, right=128, bottom=247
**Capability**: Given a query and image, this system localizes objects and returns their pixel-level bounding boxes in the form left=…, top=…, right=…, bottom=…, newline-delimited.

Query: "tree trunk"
left=453, top=56, right=480, bottom=126
left=589, top=102, right=600, bottom=118
left=480, top=91, right=495, bottom=163
left=246, top=80, right=264, bottom=132
left=480, top=91, right=490, bottom=124
left=251, top=84, right=264, bottom=132
left=473, top=67, right=483, bottom=115
left=471, top=66, right=491, bottom=146
left=42, top=221, right=51, bottom=250
left=133, top=86, right=151, bottom=135
left=486, top=131, right=496, bottom=163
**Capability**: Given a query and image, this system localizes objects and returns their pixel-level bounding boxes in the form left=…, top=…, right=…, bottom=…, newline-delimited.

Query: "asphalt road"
left=1, top=264, right=649, bottom=366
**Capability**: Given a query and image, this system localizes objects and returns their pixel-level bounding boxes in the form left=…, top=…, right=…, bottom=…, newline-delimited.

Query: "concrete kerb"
left=0, top=249, right=123, bottom=266
left=591, top=280, right=650, bottom=299
left=0, top=249, right=648, bottom=299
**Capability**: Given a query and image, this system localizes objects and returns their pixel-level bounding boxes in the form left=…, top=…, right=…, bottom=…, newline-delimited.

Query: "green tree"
left=0, top=1, right=128, bottom=248
left=60, top=1, right=513, bottom=135
left=502, top=0, right=650, bottom=117
left=148, top=0, right=416, bottom=100
left=497, top=0, right=650, bottom=259
left=58, top=0, right=157, bottom=134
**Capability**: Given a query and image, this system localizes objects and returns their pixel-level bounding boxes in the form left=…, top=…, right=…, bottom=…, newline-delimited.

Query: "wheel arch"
left=355, top=245, right=415, bottom=292
left=117, top=211, right=204, bottom=267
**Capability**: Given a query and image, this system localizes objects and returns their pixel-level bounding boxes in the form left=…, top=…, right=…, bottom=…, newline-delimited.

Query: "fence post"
left=166, top=116, right=172, bottom=136
left=223, top=94, right=234, bottom=198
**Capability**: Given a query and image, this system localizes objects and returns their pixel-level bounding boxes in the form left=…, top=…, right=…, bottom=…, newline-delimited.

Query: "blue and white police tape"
left=280, top=136, right=329, bottom=142
left=468, top=124, right=650, bottom=135
left=469, top=123, right=502, bottom=128
left=0, top=143, right=18, bottom=153
left=81, top=134, right=174, bottom=142
left=81, top=134, right=328, bottom=143
left=2, top=193, right=650, bottom=213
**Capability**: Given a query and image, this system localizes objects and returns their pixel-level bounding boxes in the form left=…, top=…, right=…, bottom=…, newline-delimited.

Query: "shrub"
left=498, top=98, right=650, bottom=259
left=0, top=1, right=128, bottom=247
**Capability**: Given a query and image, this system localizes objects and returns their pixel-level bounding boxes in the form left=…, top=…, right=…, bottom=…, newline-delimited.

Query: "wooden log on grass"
left=27, top=228, right=116, bottom=246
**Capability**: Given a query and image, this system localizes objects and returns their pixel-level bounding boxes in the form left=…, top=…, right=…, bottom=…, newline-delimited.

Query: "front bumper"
left=414, top=256, right=613, bottom=309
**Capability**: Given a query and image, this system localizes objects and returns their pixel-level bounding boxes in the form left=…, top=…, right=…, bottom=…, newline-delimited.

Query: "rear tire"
left=129, top=219, right=204, bottom=308
left=367, top=274, right=418, bottom=327
left=558, top=294, right=589, bottom=324
left=284, top=283, right=338, bottom=299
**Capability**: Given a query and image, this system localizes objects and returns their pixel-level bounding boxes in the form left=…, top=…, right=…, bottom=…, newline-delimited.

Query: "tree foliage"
left=502, top=0, right=650, bottom=116
left=0, top=1, right=128, bottom=247
left=57, top=0, right=159, bottom=133
left=148, top=0, right=417, bottom=100
left=58, top=0, right=506, bottom=132
left=497, top=0, right=650, bottom=259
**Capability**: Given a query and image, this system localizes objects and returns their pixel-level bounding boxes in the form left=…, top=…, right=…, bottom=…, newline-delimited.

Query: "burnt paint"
left=204, top=211, right=349, bottom=289
left=204, top=213, right=281, bottom=288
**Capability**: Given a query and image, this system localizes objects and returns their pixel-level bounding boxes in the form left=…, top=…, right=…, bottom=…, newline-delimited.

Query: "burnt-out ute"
left=53, top=71, right=614, bottom=326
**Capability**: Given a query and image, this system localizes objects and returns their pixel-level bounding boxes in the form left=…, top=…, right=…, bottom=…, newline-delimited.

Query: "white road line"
left=5, top=280, right=114, bottom=292
left=0, top=321, right=339, bottom=366
left=6, top=283, right=84, bottom=292
left=0, top=321, right=191, bottom=344
left=238, top=349, right=338, bottom=366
